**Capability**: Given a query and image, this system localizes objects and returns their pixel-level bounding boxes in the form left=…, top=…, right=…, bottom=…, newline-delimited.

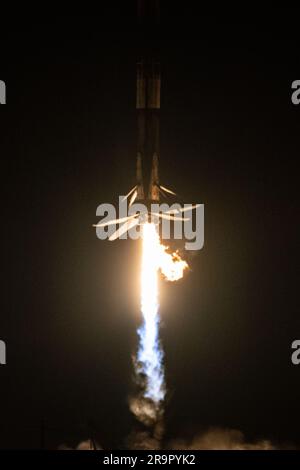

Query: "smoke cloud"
left=59, top=426, right=298, bottom=450
left=169, top=427, right=275, bottom=450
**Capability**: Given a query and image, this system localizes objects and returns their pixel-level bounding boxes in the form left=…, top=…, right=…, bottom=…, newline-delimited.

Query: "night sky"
left=1, top=8, right=300, bottom=449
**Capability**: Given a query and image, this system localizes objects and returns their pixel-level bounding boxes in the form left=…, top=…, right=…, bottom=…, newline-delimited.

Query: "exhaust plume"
left=130, top=223, right=188, bottom=425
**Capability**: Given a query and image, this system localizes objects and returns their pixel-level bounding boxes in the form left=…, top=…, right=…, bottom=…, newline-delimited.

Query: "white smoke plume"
left=169, top=427, right=276, bottom=450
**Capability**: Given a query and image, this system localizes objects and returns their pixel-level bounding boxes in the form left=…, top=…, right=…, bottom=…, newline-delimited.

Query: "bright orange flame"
left=158, top=244, right=188, bottom=282
left=142, top=223, right=188, bottom=284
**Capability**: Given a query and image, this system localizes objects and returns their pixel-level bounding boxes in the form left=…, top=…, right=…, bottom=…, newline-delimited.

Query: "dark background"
left=0, top=7, right=299, bottom=448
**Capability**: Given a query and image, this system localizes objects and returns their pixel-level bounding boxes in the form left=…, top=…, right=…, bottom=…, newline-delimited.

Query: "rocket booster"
left=136, top=59, right=161, bottom=203
left=93, top=0, right=198, bottom=241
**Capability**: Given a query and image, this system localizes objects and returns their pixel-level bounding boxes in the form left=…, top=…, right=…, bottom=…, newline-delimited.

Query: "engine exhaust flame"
left=131, top=223, right=188, bottom=425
